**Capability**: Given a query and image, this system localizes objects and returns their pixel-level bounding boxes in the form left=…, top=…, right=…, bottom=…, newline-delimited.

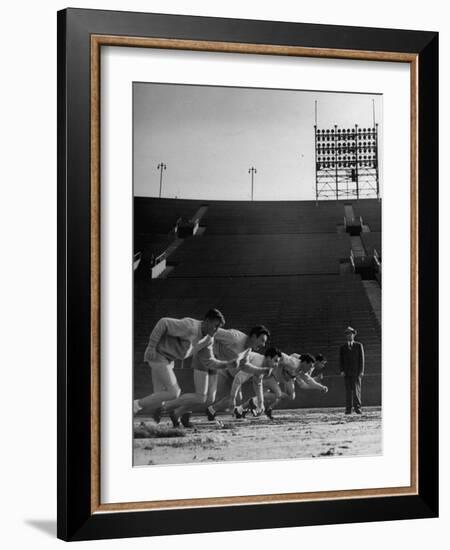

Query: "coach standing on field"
left=339, top=326, right=365, bottom=415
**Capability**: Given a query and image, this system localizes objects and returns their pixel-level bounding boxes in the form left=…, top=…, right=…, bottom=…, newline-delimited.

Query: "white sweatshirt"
left=143, top=317, right=211, bottom=364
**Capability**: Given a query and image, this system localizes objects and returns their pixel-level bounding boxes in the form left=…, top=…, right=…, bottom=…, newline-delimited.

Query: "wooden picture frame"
left=57, top=8, right=438, bottom=541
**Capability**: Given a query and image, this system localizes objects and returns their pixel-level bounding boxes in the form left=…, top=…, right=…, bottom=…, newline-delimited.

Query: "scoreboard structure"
left=314, top=124, right=380, bottom=201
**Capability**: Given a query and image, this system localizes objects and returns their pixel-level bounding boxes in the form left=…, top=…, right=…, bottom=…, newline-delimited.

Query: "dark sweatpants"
left=344, top=375, right=362, bottom=412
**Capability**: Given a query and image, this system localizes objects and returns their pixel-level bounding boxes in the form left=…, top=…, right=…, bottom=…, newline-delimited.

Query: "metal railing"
left=151, top=251, right=167, bottom=267
left=373, top=248, right=381, bottom=267
left=344, top=214, right=364, bottom=226
left=133, top=251, right=142, bottom=271
left=349, top=249, right=356, bottom=272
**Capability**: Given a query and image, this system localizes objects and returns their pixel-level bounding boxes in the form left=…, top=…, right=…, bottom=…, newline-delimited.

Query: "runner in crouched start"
left=295, top=354, right=329, bottom=391
left=133, top=309, right=226, bottom=421
left=244, top=353, right=328, bottom=419
left=204, top=325, right=271, bottom=421
left=155, top=337, right=237, bottom=428
left=229, top=347, right=283, bottom=419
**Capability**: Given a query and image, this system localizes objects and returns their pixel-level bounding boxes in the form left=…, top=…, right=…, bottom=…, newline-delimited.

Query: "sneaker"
left=345, top=410, right=352, bottom=415
left=354, top=409, right=362, bottom=415
left=205, top=406, right=216, bottom=421
left=152, top=407, right=162, bottom=424
left=247, top=398, right=258, bottom=417
left=170, top=412, right=180, bottom=428
left=265, top=407, right=274, bottom=420
left=233, top=406, right=244, bottom=419
left=180, top=413, right=194, bottom=428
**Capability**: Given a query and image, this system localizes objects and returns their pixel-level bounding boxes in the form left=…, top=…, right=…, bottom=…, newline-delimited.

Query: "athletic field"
left=133, top=406, right=381, bottom=466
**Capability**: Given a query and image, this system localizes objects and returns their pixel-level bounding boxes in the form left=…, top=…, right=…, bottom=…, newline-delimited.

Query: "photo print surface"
left=132, top=82, right=382, bottom=467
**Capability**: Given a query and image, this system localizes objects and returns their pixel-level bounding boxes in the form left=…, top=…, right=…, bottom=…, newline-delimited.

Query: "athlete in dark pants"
left=339, top=326, right=365, bottom=414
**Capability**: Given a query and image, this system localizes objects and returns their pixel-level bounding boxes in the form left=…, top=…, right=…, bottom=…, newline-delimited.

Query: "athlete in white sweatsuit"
left=244, top=353, right=328, bottom=417
left=205, top=325, right=271, bottom=419
left=157, top=336, right=234, bottom=425
left=133, top=309, right=225, bottom=416
left=230, top=347, right=283, bottom=415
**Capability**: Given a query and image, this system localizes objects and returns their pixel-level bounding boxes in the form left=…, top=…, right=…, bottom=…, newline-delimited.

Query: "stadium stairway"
left=350, top=236, right=366, bottom=258
left=362, top=281, right=381, bottom=327
left=133, top=197, right=382, bottom=409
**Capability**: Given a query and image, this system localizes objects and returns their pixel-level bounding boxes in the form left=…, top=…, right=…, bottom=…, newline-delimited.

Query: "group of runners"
left=133, top=308, right=329, bottom=428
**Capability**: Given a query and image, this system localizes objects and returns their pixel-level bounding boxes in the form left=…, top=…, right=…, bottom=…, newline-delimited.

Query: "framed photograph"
left=57, top=8, right=438, bottom=541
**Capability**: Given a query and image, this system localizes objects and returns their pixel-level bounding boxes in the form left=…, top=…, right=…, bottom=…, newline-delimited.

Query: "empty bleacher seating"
left=134, top=197, right=203, bottom=234
left=168, top=234, right=351, bottom=276
left=353, top=199, right=382, bottom=231
left=134, top=197, right=382, bottom=407
left=361, top=232, right=382, bottom=257
left=202, top=200, right=349, bottom=234
left=134, top=233, right=171, bottom=257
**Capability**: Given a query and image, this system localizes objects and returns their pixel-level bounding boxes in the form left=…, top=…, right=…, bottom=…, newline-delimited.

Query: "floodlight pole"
left=314, top=101, right=319, bottom=203
left=354, top=125, right=359, bottom=200
left=157, top=162, right=167, bottom=198
left=248, top=167, right=257, bottom=201
left=334, top=124, right=339, bottom=201
left=374, top=123, right=380, bottom=199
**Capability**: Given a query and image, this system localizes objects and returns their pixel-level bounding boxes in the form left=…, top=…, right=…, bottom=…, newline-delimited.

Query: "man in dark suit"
left=339, top=326, right=365, bottom=414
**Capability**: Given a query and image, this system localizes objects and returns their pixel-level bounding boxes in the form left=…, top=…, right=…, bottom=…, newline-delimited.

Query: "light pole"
left=248, top=166, right=257, bottom=201
left=157, top=162, right=167, bottom=198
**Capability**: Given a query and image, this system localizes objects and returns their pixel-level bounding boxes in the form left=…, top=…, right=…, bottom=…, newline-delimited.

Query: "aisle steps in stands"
left=362, top=280, right=382, bottom=328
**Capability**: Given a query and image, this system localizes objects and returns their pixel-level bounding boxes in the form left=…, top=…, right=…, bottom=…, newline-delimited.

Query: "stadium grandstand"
left=134, top=197, right=382, bottom=409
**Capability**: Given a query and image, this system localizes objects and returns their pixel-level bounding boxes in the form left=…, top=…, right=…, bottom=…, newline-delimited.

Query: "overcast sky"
left=133, top=83, right=382, bottom=201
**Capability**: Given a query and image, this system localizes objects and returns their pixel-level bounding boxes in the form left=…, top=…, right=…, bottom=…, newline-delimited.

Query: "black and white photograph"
left=0, top=0, right=443, bottom=545
left=132, top=82, right=382, bottom=466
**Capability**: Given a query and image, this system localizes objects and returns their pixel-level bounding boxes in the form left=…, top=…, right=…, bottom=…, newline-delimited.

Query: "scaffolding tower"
left=314, top=124, right=380, bottom=201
